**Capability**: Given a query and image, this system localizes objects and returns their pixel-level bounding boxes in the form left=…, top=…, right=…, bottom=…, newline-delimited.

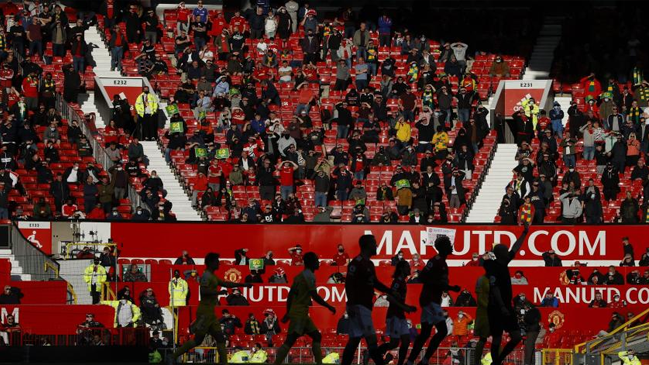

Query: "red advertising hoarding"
left=111, top=223, right=644, bottom=264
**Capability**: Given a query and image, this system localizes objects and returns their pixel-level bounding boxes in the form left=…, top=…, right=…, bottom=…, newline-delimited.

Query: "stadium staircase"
left=0, top=248, right=31, bottom=281
left=523, top=16, right=563, bottom=80
left=141, top=141, right=203, bottom=221
left=465, top=144, right=519, bottom=223
left=78, top=26, right=122, bottom=129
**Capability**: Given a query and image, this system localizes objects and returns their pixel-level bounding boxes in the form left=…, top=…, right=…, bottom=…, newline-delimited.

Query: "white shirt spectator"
left=278, top=65, right=292, bottom=83
left=451, top=42, right=468, bottom=61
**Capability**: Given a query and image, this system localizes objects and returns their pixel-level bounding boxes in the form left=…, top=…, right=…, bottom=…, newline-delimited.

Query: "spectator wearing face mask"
left=174, top=250, right=196, bottom=265
left=391, top=250, right=405, bottom=266
left=226, top=288, right=249, bottom=306
left=332, top=244, right=350, bottom=266
left=540, top=293, right=558, bottom=307
left=618, top=350, right=640, bottom=365
left=261, top=309, right=281, bottom=345
left=288, top=245, right=303, bottom=266
left=84, top=258, right=107, bottom=304
left=268, top=268, right=288, bottom=284
left=465, top=252, right=481, bottom=266
left=609, top=294, right=627, bottom=309
left=452, top=311, right=473, bottom=338
left=103, top=294, right=141, bottom=328
left=235, top=248, right=249, bottom=265
left=261, top=251, right=275, bottom=266
left=169, top=270, right=188, bottom=308
left=455, top=289, right=476, bottom=307
left=542, top=250, right=562, bottom=267
left=511, top=270, right=528, bottom=285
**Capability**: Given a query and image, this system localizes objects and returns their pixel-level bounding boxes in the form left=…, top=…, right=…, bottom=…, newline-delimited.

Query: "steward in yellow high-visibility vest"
left=169, top=270, right=189, bottom=307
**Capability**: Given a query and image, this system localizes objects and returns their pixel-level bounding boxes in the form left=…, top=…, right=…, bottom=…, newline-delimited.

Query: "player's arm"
left=310, top=290, right=336, bottom=314
left=220, top=280, right=253, bottom=289
left=386, top=294, right=417, bottom=313
left=508, top=223, right=530, bottom=260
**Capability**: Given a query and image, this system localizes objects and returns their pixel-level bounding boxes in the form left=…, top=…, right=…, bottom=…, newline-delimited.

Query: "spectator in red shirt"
left=192, top=172, right=209, bottom=207
left=26, top=17, right=43, bottom=57
left=332, top=244, right=350, bottom=266
left=288, top=244, right=304, bottom=266
left=87, top=203, right=107, bottom=220
left=465, top=252, right=481, bottom=266
left=62, top=198, right=78, bottom=218
left=176, top=1, right=192, bottom=34
left=229, top=10, right=248, bottom=34
left=580, top=73, right=602, bottom=101
left=209, top=12, right=228, bottom=41
left=208, top=159, right=223, bottom=192
left=71, top=33, right=88, bottom=73
left=279, top=160, right=298, bottom=200
left=22, top=72, right=39, bottom=111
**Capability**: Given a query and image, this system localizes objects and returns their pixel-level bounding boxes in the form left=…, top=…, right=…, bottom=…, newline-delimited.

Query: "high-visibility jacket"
left=168, top=277, right=189, bottom=307
left=323, top=353, right=340, bottom=364
left=481, top=353, right=492, bottom=365
left=102, top=300, right=142, bottom=327
left=134, top=92, right=158, bottom=117
left=149, top=350, right=162, bottom=363
left=83, top=264, right=107, bottom=291
left=230, top=350, right=251, bottom=363
left=521, top=98, right=539, bottom=129
left=618, top=352, right=640, bottom=365
left=250, top=350, right=268, bottom=363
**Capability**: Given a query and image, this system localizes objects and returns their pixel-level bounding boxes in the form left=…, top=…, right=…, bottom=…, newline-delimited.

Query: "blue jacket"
left=378, top=16, right=392, bottom=35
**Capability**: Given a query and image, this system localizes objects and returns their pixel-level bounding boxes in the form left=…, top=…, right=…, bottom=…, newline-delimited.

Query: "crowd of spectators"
left=126, top=1, right=514, bottom=223
left=500, top=66, right=649, bottom=224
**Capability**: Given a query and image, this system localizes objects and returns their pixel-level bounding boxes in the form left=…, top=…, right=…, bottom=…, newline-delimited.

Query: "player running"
left=167, top=253, right=252, bottom=365
left=473, top=254, right=492, bottom=365
left=378, top=260, right=416, bottom=365
left=342, top=234, right=415, bottom=365
left=405, top=235, right=460, bottom=365
left=273, top=252, right=336, bottom=365
left=486, top=224, right=529, bottom=365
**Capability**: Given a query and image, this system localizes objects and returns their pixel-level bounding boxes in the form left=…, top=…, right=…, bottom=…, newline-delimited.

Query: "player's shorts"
left=488, top=308, right=518, bottom=334
left=385, top=316, right=409, bottom=338
left=347, top=304, right=375, bottom=338
left=288, top=314, right=318, bottom=336
left=420, top=302, right=445, bottom=325
left=190, top=313, right=222, bottom=337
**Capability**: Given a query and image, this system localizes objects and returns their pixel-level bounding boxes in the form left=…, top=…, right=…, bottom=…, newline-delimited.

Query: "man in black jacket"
left=258, top=158, right=277, bottom=201
left=50, top=173, right=70, bottom=212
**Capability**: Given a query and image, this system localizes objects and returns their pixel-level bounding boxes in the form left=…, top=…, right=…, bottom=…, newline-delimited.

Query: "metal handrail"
left=574, top=306, right=649, bottom=354
left=8, top=223, right=60, bottom=281
left=67, top=282, right=78, bottom=304
left=56, top=94, right=143, bottom=214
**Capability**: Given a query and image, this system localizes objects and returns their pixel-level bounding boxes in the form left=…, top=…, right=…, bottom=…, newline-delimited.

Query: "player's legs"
left=377, top=336, right=400, bottom=356
left=341, top=336, right=362, bottom=365
left=273, top=333, right=299, bottom=365
left=406, top=323, right=432, bottom=364
left=395, top=334, right=411, bottom=365
left=489, top=327, right=504, bottom=365
left=474, top=337, right=488, bottom=365
left=365, top=334, right=385, bottom=365
left=493, top=329, right=521, bottom=365
left=420, top=321, right=448, bottom=364
left=307, top=331, right=324, bottom=364
left=210, top=327, right=229, bottom=365
left=170, top=333, right=206, bottom=363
